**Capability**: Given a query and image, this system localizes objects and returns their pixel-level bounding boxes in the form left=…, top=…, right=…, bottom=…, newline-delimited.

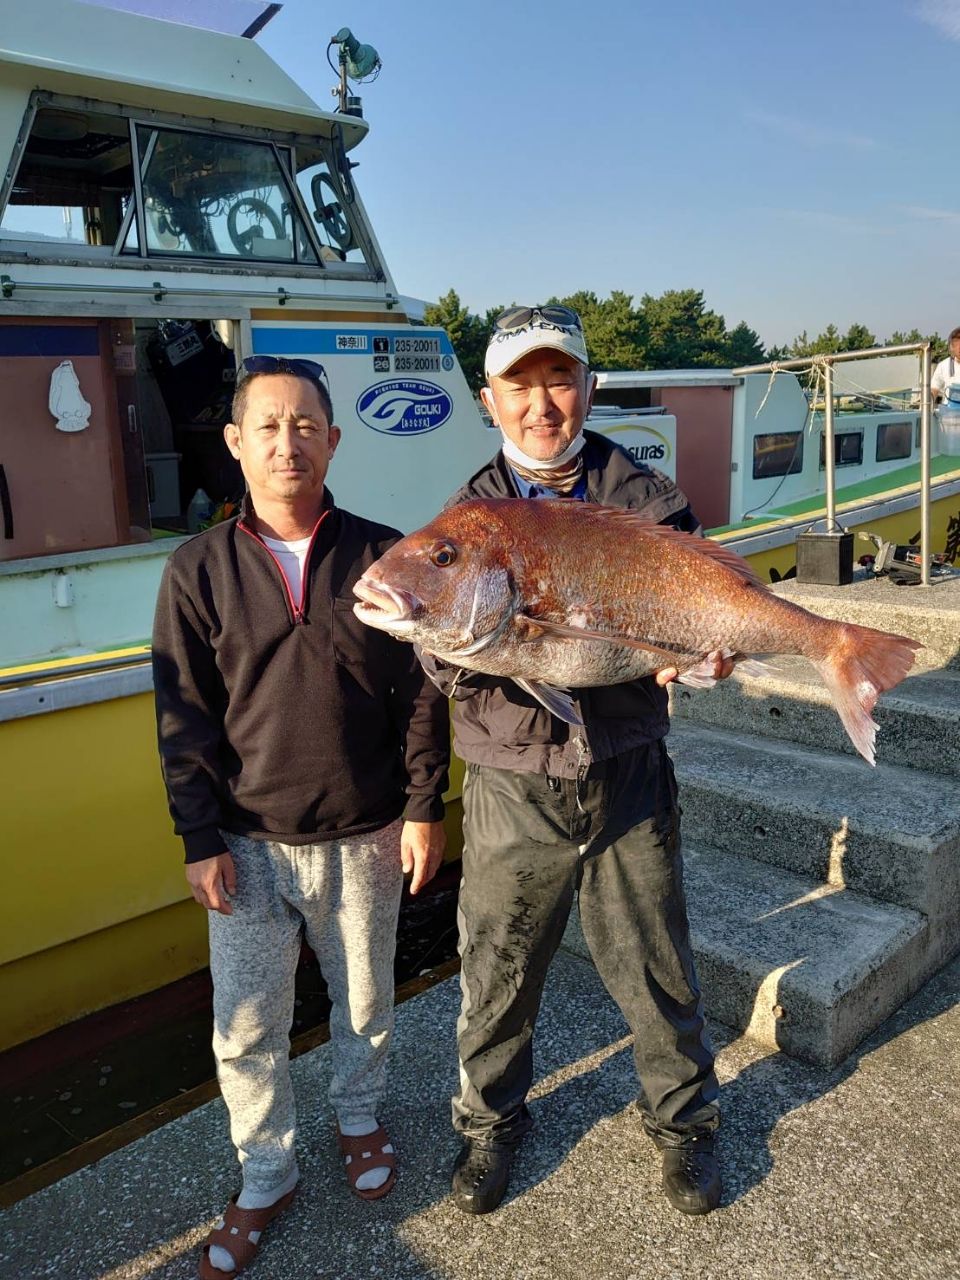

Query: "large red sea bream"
left=353, top=499, right=921, bottom=765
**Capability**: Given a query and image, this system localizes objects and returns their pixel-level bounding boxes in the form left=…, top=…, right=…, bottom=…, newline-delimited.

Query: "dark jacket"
left=153, top=492, right=449, bottom=862
left=419, top=430, right=700, bottom=778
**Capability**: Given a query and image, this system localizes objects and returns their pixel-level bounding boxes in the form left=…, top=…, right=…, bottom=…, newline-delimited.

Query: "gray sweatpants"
left=210, top=821, right=403, bottom=1194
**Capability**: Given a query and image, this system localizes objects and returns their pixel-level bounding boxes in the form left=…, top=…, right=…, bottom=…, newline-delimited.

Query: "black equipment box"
left=796, top=530, right=854, bottom=586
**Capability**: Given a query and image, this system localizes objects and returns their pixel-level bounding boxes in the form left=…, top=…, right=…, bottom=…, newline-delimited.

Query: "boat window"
left=294, top=145, right=370, bottom=267
left=876, top=421, right=912, bottom=462
left=819, top=432, right=863, bottom=470
left=0, top=106, right=134, bottom=248
left=132, top=126, right=318, bottom=264
left=753, top=431, right=803, bottom=479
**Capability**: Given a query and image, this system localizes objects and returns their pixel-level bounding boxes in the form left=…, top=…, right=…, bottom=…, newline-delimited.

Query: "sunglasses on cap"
left=492, top=305, right=583, bottom=333
left=238, top=355, right=330, bottom=385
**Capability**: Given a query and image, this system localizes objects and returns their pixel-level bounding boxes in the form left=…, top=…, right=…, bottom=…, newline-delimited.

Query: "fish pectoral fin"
left=676, top=664, right=720, bottom=690
left=734, top=657, right=776, bottom=679
left=520, top=614, right=681, bottom=663
left=512, top=677, right=583, bottom=726
left=677, top=650, right=778, bottom=689
left=678, top=645, right=739, bottom=687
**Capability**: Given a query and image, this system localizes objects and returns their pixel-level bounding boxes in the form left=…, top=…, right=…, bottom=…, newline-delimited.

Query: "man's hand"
left=401, top=820, right=447, bottom=895
left=655, top=649, right=736, bottom=687
left=185, top=852, right=236, bottom=915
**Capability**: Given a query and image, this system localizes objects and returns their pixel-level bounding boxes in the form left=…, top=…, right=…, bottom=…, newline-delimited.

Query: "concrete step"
left=670, top=659, right=960, bottom=779
left=686, top=846, right=928, bottom=1067
left=562, top=845, right=929, bottom=1068
left=668, top=722, right=960, bottom=966
left=769, top=576, right=960, bottom=671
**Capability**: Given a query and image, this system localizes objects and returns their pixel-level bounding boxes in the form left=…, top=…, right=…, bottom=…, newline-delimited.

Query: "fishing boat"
left=587, top=353, right=960, bottom=580
left=0, top=0, right=493, bottom=1050
left=3, top=2, right=957, bottom=1058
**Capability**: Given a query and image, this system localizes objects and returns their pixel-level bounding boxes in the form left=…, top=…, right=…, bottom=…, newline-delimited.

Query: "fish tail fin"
left=815, top=623, right=922, bottom=766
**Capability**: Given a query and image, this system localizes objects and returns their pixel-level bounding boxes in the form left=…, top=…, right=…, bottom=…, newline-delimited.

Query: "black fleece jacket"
left=419, top=431, right=701, bottom=778
left=152, top=492, right=449, bottom=862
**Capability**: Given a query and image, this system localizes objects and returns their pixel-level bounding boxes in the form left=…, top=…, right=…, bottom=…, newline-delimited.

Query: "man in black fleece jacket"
left=422, top=307, right=726, bottom=1222
left=152, top=357, right=448, bottom=1276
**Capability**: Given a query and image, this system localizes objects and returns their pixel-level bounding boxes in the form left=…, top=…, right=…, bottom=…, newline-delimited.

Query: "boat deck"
left=1, top=947, right=957, bottom=1279
left=709, top=453, right=960, bottom=536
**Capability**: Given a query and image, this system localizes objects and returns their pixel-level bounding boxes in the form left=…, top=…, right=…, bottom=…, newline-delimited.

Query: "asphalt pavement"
left=1, top=946, right=958, bottom=1280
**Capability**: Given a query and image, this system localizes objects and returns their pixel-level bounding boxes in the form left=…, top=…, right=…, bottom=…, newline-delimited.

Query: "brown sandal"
left=336, top=1123, right=397, bottom=1201
left=197, top=1187, right=297, bottom=1278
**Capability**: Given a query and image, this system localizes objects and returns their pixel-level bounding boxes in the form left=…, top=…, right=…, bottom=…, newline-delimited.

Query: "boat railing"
left=0, top=273, right=400, bottom=309
left=733, top=344, right=935, bottom=584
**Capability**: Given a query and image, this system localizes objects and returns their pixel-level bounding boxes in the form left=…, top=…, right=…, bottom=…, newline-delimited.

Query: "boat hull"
left=0, top=681, right=464, bottom=1050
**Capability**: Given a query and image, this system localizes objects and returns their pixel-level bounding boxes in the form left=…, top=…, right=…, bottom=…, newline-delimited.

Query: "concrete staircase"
left=562, top=576, right=960, bottom=1068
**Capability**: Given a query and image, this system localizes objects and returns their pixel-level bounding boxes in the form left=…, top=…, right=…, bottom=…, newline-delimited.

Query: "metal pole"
left=733, top=342, right=925, bottom=374
left=339, top=53, right=350, bottom=114
left=823, top=361, right=836, bottom=531
left=920, top=344, right=932, bottom=586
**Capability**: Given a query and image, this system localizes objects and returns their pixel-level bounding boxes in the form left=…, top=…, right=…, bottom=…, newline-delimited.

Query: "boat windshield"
left=0, top=103, right=134, bottom=249
left=131, top=126, right=318, bottom=264
left=0, top=98, right=375, bottom=272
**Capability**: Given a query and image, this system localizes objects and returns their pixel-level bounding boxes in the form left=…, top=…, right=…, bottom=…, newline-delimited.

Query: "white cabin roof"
left=76, top=1, right=281, bottom=38
left=0, top=0, right=367, bottom=146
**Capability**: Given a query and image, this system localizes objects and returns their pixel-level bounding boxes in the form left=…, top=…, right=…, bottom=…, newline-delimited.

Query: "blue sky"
left=259, top=0, right=960, bottom=349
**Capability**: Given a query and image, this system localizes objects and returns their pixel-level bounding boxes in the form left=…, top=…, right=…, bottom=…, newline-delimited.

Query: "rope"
left=753, top=353, right=922, bottom=416
left=754, top=362, right=785, bottom=418
left=827, top=367, right=919, bottom=411
left=743, top=352, right=920, bottom=525
left=741, top=359, right=824, bottom=521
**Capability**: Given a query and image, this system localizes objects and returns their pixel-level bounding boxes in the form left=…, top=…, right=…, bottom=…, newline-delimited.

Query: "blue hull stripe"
left=251, top=327, right=454, bottom=356
left=0, top=325, right=99, bottom=357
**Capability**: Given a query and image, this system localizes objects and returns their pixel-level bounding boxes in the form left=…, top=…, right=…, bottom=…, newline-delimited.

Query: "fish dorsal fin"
left=579, top=506, right=768, bottom=591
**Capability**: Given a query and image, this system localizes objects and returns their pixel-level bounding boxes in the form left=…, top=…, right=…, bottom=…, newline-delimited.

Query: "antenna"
left=328, top=27, right=382, bottom=117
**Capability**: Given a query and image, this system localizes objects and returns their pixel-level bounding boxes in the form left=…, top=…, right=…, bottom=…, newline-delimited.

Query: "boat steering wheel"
left=227, top=197, right=285, bottom=255
left=310, top=173, right=353, bottom=251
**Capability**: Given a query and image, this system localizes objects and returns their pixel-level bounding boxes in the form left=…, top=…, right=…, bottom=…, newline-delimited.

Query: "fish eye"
left=429, top=541, right=458, bottom=568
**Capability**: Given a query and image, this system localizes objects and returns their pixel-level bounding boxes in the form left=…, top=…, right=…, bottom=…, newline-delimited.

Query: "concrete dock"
left=2, top=945, right=958, bottom=1280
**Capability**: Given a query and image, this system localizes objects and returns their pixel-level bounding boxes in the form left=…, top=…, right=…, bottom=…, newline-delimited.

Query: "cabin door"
left=0, top=318, right=132, bottom=561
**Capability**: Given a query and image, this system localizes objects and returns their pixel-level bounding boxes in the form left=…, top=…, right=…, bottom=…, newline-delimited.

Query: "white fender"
left=49, top=360, right=92, bottom=433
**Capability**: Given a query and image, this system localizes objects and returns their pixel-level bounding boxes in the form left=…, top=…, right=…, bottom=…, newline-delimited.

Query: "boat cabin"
left=592, top=356, right=937, bottom=534
left=0, top=0, right=489, bottom=667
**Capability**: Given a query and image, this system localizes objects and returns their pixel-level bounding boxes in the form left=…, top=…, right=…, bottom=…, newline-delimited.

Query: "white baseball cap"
left=484, top=305, right=589, bottom=380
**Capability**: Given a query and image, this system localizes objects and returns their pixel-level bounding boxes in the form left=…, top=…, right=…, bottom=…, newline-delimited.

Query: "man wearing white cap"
left=419, top=305, right=728, bottom=1220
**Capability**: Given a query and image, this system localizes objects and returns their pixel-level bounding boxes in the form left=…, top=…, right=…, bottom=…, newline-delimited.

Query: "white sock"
left=340, top=1116, right=394, bottom=1191
left=207, top=1166, right=299, bottom=1273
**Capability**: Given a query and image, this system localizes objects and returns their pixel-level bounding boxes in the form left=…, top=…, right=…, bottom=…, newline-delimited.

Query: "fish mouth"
left=352, top=578, right=421, bottom=633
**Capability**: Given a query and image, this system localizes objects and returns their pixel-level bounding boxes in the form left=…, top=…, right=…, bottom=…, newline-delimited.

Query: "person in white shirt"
left=931, top=327, right=960, bottom=404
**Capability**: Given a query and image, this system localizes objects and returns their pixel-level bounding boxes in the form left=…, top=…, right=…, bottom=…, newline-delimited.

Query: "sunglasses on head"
left=238, top=355, right=330, bottom=385
left=492, top=305, right=583, bottom=333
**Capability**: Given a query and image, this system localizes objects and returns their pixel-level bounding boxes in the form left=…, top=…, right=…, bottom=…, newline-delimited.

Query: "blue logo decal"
left=356, top=380, right=453, bottom=436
